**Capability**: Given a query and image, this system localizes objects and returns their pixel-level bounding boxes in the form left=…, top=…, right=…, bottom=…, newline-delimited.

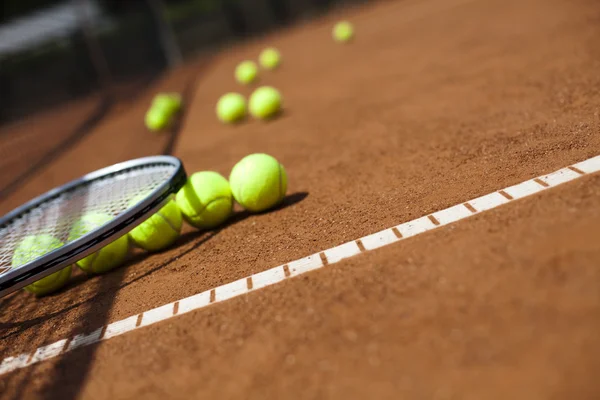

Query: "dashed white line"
left=251, top=266, right=287, bottom=290
left=67, top=327, right=103, bottom=352
left=102, top=315, right=138, bottom=340
left=573, top=155, right=600, bottom=173
left=396, top=216, right=436, bottom=237
left=1, top=155, right=599, bottom=376
left=503, top=179, right=546, bottom=199
left=29, top=340, right=67, bottom=364
left=432, top=204, right=474, bottom=225
left=539, top=168, right=581, bottom=186
left=215, top=278, right=250, bottom=302
left=0, top=354, right=30, bottom=375
left=468, top=191, right=510, bottom=212
left=177, top=290, right=211, bottom=315
left=140, top=303, right=176, bottom=328
left=287, top=254, right=323, bottom=276
left=359, top=229, right=400, bottom=251
left=323, top=241, right=362, bottom=263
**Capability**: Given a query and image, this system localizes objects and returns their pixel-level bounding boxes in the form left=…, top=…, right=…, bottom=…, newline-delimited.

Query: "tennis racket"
left=0, top=155, right=187, bottom=298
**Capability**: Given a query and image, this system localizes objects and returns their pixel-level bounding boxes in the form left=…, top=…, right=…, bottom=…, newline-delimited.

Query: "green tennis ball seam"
left=155, top=210, right=180, bottom=235
left=182, top=196, right=232, bottom=229
left=80, top=250, right=100, bottom=273
left=183, top=195, right=232, bottom=219
left=236, top=179, right=247, bottom=209
left=278, top=163, right=284, bottom=203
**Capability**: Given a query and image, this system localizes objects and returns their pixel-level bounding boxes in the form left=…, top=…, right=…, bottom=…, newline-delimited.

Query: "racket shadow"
left=0, top=191, right=308, bottom=400
left=0, top=192, right=308, bottom=338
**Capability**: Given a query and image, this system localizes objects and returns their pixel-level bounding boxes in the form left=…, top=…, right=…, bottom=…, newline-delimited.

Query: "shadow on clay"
left=0, top=191, right=308, bottom=400
left=0, top=191, right=308, bottom=338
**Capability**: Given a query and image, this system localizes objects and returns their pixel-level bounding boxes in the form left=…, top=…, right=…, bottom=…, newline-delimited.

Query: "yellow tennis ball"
left=248, top=86, right=282, bottom=120
left=152, top=93, right=172, bottom=110
left=333, top=21, right=354, bottom=43
left=259, top=47, right=281, bottom=70
left=12, top=234, right=72, bottom=296
left=229, top=153, right=288, bottom=212
left=152, top=93, right=181, bottom=118
left=165, top=92, right=182, bottom=112
left=235, top=60, right=258, bottom=84
left=129, top=196, right=182, bottom=251
left=216, top=93, right=247, bottom=123
left=176, top=171, right=233, bottom=229
left=68, top=212, right=129, bottom=274
left=145, top=108, right=169, bottom=132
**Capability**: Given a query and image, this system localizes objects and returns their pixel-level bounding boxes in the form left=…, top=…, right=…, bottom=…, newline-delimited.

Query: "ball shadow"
left=0, top=191, right=309, bottom=337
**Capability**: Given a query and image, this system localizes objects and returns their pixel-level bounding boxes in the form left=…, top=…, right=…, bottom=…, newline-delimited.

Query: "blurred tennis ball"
left=229, top=153, right=288, bottom=212
left=333, top=21, right=354, bottom=43
left=259, top=47, right=281, bottom=70
left=216, top=93, right=247, bottom=123
left=248, top=86, right=282, bottom=120
left=12, top=234, right=72, bottom=296
left=128, top=195, right=182, bottom=252
left=176, top=171, right=233, bottom=229
left=152, top=93, right=172, bottom=110
left=235, top=61, right=258, bottom=85
left=145, top=108, right=169, bottom=132
left=165, top=92, right=182, bottom=113
left=68, top=212, right=129, bottom=274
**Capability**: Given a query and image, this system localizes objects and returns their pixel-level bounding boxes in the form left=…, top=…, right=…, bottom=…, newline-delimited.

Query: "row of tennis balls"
left=145, top=93, right=183, bottom=132
left=234, top=19, right=355, bottom=87
left=235, top=47, right=282, bottom=85
left=12, top=153, right=287, bottom=297
left=217, top=86, right=282, bottom=123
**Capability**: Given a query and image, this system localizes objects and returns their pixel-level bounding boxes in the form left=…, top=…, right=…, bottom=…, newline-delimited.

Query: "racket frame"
left=0, top=155, right=187, bottom=298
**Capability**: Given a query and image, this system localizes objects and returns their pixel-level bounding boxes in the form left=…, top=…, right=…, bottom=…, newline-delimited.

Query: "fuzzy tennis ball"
left=333, top=21, right=354, bottom=43
left=229, top=153, right=288, bottom=212
left=145, top=108, right=169, bottom=132
left=165, top=92, right=182, bottom=113
left=176, top=171, right=233, bottom=229
left=128, top=195, right=182, bottom=251
left=153, top=93, right=181, bottom=116
left=154, top=93, right=179, bottom=116
left=235, top=61, right=258, bottom=85
left=68, top=212, right=129, bottom=274
left=259, top=47, right=281, bottom=70
left=12, top=235, right=72, bottom=296
left=153, top=93, right=172, bottom=109
left=216, top=93, right=247, bottom=123
left=248, top=86, right=282, bottom=120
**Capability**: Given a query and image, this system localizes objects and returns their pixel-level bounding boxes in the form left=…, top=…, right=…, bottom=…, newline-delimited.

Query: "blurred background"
left=0, top=0, right=367, bottom=124
left=0, top=0, right=366, bottom=202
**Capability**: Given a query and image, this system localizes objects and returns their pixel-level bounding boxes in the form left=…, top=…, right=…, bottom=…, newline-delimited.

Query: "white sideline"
left=1, top=155, right=599, bottom=376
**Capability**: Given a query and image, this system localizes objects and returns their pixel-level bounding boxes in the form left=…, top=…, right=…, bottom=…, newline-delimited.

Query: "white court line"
left=288, top=254, right=323, bottom=276
left=468, top=191, right=510, bottom=212
left=324, top=242, right=362, bottom=264
left=1, top=155, right=598, bottom=376
left=503, top=179, right=546, bottom=199
left=360, top=229, right=399, bottom=251
left=29, top=340, right=67, bottom=364
left=215, top=278, right=250, bottom=302
left=102, top=315, right=139, bottom=340
left=396, top=216, right=437, bottom=238
left=140, top=303, right=175, bottom=328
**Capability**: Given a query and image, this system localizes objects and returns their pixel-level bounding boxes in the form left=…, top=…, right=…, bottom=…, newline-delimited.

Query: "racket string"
left=0, top=164, right=175, bottom=273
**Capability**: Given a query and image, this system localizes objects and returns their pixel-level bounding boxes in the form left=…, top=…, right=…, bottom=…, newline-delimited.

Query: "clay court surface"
left=1, top=0, right=600, bottom=398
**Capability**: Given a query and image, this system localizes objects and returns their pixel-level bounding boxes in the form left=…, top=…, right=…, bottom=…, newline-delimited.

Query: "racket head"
left=0, top=155, right=187, bottom=298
